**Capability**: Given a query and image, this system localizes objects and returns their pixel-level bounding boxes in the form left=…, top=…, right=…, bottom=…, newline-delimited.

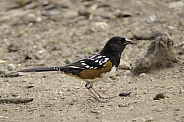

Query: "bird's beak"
left=125, top=38, right=134, bottom=45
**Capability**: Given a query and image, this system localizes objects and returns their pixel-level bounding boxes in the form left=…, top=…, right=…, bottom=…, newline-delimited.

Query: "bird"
left=18, top=36, right=133, bottom=102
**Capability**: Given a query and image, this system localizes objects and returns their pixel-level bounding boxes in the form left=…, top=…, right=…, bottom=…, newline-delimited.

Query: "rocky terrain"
left=0, top=0, right=184, bottom=122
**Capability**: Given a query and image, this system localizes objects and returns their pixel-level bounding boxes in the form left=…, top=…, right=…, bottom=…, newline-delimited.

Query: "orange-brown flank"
left=79, top=60, right=112, bottom=79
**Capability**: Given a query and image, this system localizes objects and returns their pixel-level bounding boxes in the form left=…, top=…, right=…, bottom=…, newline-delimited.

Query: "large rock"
left=132, top=35, right=178, bottom=75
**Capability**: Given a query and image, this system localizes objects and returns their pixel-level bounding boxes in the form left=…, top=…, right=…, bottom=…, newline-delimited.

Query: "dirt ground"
left=0, top=0, right=184, bottom=122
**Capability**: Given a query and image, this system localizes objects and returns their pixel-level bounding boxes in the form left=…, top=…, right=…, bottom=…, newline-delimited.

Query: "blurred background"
left=0, top=0, right=183, bottom=69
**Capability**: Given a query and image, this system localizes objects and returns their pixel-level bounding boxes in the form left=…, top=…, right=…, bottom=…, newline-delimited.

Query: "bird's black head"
left=101, top=36, right=132, bottom=56
left=100, top=36, right=132, bottom=67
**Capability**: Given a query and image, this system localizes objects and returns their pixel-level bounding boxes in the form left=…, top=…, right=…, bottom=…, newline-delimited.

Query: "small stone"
left=178, top=51, right=184, bottom=55
left=153, top=93, right=165, bottom=100
left=25, top=85, right=34, bottom=89
left=123, top=70, right=132, bottom=76
left=132, top=117, right=145, bottom=122
left=42, top=0, right=50, bottom=6
left=139, top=73, right=146, bottom=77
left=90, top=109, right=100, bottom=114
left=145, top=15, right=157, bottom=23
left=145, top=116, right=154, bottom=121
left=100, top=12, right=116, bottom=19
left=91, top=22, right=109, bottom=31
left=64, top=58, right=73, bottom=64
left=28, top=23, right=33, bottom=26
left=40, top=114, right=45, bottom=117
left=25, top=13, right=37, bottom=23
left=7, top=43, right=19, bottom=52
left=114, top=10, right=133, bottom=18
left=119, top=59, right=131, bottom=69
left=119, top=91, right=132, bottom=97
left=58, top=92, right=64, bottom=95
left=24, top=2, right=37, bottom=10
left=0, top=60, right=6, bottom=64
left=0, top=116, right=8, bottom=119
left=37, top=17, right=42, bottom=22
left=53, top=97, right=58, bottom=100
left=150, top=77, right=155, bottom=81
left=118, top=103, right=129, bottom=107
left=168, top=1, right=184, bottom=9
left=179, top=87, right=184, bottom=94
left=44, top=4, right=55, bottom=10
left=7, top=64, right=16, bottom=71
left=62, top=10, right=79, bottom=19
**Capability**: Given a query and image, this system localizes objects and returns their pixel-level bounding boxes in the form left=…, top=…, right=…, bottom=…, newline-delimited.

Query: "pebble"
left=91, top=22, right=109, bottom=31
left=132, top=117, right=146, bottom=122
left=179, top=87, right=184, bottom=94
left=123, top=70, right=132, bottom=76
left=150, top=77, right=155, bottom=81
left=58, top=92, right=64, bottom=95
left=44, top=4, right=55, bottom=10
left=62, top=10, right=79, bottom=19
left=25, top=85, right=34, bottom=89
left=37, top=17, right=42, bottom=22
left=24, top=2, right=37, bottom=10
left=90, top=109, right=100, bottom=114
left=100, top=12, right=116, bottom=19
left=119, top=91, right=132, bottom=97
left=119, top=59, right=131, bottom=70
left=168, top=1, right=184, bottom=9
left=25, top=13, right=37, bottom=23
left=7, top=63, right=16, bottom=71
left=145, top=15, right=157, bottom=23
left=0, top=116, right=8, bottom=119
left=0, top=60, right=6, bottom=64
left=52, top=97, right=58, bottom=100
left=153, top=93, right=165, bottom=100
left=7, top=43, right=19, bottom=52
left=139, top=73, right=146, bottom=77
left=42, top=0, right=50, bottom=6
left=118, top=103, right=129, bottom=107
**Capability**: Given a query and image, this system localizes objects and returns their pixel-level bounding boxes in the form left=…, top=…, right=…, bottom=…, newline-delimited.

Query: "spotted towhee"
left=19, top=36, right=133, bottom=102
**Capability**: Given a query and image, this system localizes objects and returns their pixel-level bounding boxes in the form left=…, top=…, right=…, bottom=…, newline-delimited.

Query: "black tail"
left=18, top=67, right=63, bottom=72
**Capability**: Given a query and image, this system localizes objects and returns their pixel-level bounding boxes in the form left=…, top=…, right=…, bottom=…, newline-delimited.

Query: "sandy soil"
left=0, top=0, right=184, bottom=122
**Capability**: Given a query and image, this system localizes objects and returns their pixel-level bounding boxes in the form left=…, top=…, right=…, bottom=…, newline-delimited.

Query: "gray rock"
left=7, top=63, right=16, bottom=71
left=168, top=1, right=184, bottom=9
left=62, top=10, right=79, bottom=19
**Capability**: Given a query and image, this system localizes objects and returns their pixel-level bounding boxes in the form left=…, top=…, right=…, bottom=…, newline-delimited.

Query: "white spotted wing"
left=65, top=54, right=109, bottom=70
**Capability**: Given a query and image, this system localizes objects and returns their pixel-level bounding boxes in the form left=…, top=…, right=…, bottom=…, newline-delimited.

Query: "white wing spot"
left=102, top=58, right=109, bottom=63
left=53, top=67, right=60, bottom=70
left=85, top=65, right=90, bottom=68
left=95, top=60, right=99, bottom=63
left=98, top=58, right=109, bottom=66
left=90, top=66, right=94, bottom=69
left=68, top=66, right=80, bottom=69
left=88, top=55, right=96, bottom=59
left=81, top=63, right=86, bottom=66
left=97, top=55, right=102, bottom=58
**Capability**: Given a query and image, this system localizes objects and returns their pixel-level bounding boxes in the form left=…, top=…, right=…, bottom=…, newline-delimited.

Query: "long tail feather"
left=18, top=67, right=62, bottom=72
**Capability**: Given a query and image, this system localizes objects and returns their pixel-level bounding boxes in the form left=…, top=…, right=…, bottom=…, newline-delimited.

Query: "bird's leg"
left=85, top=81, right=98, bottom=97
left=90, top=87, right=108, bottom=99
left=85, top=81, right=107, bottom=102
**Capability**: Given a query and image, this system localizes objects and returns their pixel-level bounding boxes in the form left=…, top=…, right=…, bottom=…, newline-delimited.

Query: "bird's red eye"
left=117, top=40, right=122, bottom=44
